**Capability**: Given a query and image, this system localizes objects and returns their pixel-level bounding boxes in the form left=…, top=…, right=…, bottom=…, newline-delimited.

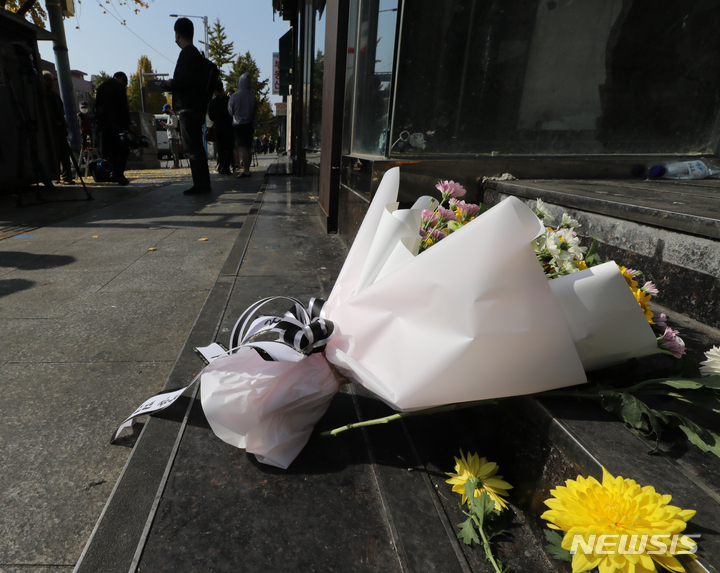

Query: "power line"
left=78, top=0, right=174, bottom=64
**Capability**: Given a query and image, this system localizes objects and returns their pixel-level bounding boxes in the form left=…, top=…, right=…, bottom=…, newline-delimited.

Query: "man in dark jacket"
left=207, top=80, right=233, bottom=175
left=165, top=17, right=211, bottom=195
left=95, top=71, right=131, bottom=185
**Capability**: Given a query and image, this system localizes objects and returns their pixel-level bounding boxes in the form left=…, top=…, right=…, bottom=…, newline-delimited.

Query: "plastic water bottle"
left=648, top=160, right=709, bottom=180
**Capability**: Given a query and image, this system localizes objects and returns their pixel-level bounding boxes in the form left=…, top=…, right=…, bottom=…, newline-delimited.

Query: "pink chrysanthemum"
left=437, top=206, right=457, bottom=222
left=452, top=200, right=481, bottom=216
left=653, top=313, right=668, bottom=329
left=659, top=327, right=686, bottom=359
left=430, top=228, right=447, bottom=241
left=642, top=281, right=659, bottom=297
left=436, top=180, right=466, bottom=198
left=421, top=209, right=438, bottom=225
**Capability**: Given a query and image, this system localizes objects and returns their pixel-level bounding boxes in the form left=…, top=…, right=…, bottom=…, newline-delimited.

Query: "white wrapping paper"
left=548, top=262, right=660, bottom=371
left=324, top=182, right=588, bottom=410
left=200, top=349, right=339, bottom=469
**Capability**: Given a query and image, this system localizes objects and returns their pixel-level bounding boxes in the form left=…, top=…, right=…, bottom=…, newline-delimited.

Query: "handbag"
left=204, top=124, right=215, bottom=142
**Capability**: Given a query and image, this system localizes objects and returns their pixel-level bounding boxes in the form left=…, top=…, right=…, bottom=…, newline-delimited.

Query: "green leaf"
left=599, top=390, right=658, bottom=433
left=631, top=375, right=720, bottom=393
left=457, top=517, right=480, bottom=546
left=654, top=380, right=705, bottom=390
left=600, top=390, right=668, bottom=452
left=651, top=387, right=720, bottom=414
left=544, top=529, right=573, bottom=562
left=547, top=545, right=573, bottom=563
left=661, top=411, right=720, bottom=457
left=583, top=237, right=604, bottom=267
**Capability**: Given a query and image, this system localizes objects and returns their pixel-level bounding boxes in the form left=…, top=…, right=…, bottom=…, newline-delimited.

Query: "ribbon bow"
left=229, top=296, right=335, bottom=362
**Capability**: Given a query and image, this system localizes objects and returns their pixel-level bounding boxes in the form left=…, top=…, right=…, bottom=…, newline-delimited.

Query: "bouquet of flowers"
left=115, top=167, right=719, bottom=468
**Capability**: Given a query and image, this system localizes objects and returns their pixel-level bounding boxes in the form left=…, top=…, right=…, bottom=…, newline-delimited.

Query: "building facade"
left=275, top=0, right=720, bottom=242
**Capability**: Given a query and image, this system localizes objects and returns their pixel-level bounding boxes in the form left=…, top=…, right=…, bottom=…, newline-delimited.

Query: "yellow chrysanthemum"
left=445, top=450, right=513, bottom=510
left=542, top=468, right=696, bottom=573
left=634, top=288, right=654, bottom=324
left=575, top=260, right=588, bottom=270
left=618, top=265, right=639, bottom=290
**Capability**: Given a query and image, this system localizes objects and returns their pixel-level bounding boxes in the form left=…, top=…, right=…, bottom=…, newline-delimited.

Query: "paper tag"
left=194, top=343, right=229, bottom=365
left=112, top=383, right=195, bottom=442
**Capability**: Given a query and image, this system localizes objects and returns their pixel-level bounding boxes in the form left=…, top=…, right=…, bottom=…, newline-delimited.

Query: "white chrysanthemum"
left=556, top=258, right=579, bottom=275
left=700, top=345, right=720, bottom=376
left=544, top=231, right=563, bottom=258
left=559, top=230, right=587, bottom=260
left=560, top=213, right=580, bottom=229
left=535, top=198, right=554, bottom=223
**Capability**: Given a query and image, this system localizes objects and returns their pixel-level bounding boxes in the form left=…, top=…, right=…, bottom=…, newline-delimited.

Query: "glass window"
left=384, top=0, right=720, bottom=157
left=348, top=0, right=399, bottom=156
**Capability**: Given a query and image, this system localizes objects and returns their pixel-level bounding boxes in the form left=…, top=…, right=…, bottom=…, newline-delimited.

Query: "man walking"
left=165, top=17, right=211, bottom=195
left=95, top=71, right=131, bottom=186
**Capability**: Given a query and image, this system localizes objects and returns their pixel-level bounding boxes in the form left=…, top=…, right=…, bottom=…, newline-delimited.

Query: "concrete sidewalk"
left=0, top=157, right=274, bottom=573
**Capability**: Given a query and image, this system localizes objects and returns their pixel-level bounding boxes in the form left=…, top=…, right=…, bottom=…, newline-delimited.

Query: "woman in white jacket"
left=227, top=73, right=256, bottom=178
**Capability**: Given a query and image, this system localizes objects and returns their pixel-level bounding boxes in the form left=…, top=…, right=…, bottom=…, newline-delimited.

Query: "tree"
left=206, top=17, right=235, bottom=82
left=127, top=56, right=166, bottom=113
left=5, top=0, right=148, bottom=27
left=4, top=0, right=46, bottom=26
left=94, top=72, right=112, bottom=90
left=227, top=51, right=274, bottom=130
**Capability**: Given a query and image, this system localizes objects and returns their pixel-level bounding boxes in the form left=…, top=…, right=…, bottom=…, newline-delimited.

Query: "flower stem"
left=321, top=400, right=496, bottom=437
left=478, top=524, right=505, bottom=573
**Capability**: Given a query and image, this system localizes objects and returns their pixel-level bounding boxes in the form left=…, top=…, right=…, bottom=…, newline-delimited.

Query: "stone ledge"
left=483, top=178, right=720, bottom=241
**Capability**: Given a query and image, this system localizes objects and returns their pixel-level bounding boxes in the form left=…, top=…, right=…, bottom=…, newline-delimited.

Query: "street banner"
left=272, top=52, right=280, bottom=95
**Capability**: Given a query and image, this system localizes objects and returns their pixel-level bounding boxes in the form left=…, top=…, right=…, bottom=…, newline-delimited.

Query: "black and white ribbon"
left=229, top=296, right=334, bottom=361
left=111, top=297, right=334, bottom=442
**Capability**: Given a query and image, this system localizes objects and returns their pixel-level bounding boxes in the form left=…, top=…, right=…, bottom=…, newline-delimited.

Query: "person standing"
left=77, top=101, right=92, bottom=149
left=161, top=103, right=181, bottom=169
left=42, top=71, right=74, bottom=185
left=95, top=71, right=131, bottom=186
left=207, top=81, right=233, bottom=175
left=165, top=17, right=211, bottom=195
left=228, top=73, right=256, bottom=178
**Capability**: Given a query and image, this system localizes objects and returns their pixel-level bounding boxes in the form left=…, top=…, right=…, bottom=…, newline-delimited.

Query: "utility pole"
left=45, top=0, right=81, bottom=151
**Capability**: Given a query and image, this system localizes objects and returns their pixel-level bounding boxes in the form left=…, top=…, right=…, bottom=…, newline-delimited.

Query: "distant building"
left=40, top=61, right=93, bottom=108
